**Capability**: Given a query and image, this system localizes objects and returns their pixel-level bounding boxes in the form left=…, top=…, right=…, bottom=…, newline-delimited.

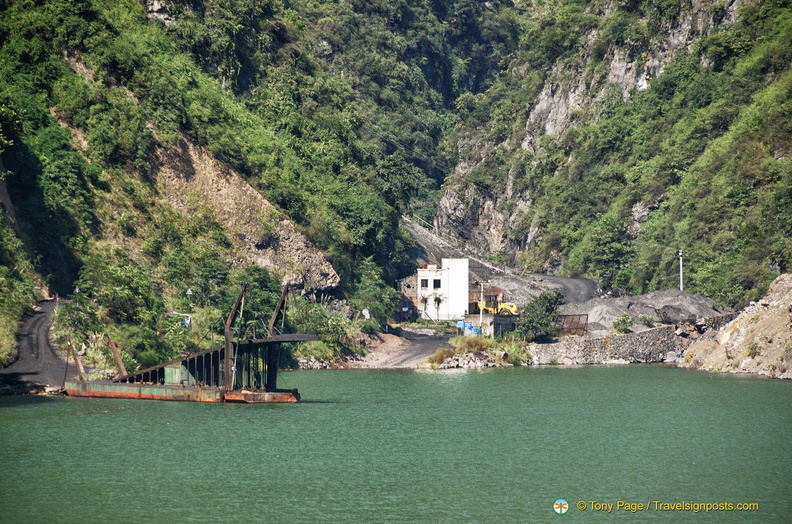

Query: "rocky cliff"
left=154, top=139, right=339, bottom=294
left=680, top=274, right=792, bottom=379
left=435, top=0, right=743, bottom=266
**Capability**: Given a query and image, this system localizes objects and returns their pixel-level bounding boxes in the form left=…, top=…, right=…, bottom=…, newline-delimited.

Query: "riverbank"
left=680, top=274, right=792, bottom=379
left=297, top=326, right=454, bottom=369
left=9, top=276, right=790, bottom=388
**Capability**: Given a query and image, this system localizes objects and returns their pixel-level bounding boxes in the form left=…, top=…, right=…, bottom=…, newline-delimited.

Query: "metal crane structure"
left=65, top=284, right=314, bottom=403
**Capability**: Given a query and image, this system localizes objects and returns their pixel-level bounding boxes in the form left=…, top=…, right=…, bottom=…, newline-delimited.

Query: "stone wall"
left=528, top=326, right=684, bottom=365
left=695, top=313, right=737, bottom=332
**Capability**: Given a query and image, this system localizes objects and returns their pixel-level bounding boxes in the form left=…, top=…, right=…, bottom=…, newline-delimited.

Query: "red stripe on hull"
left=64, top=382, right=299, bottom=403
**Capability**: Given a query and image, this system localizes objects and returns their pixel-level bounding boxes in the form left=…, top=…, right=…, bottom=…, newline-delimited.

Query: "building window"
left=420, top=279, right=428, bottom=288
left=433, top=279, right=441, bottom=289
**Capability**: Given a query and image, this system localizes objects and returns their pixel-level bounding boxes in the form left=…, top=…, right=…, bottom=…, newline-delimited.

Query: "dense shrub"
left=515, top=290, right=565, bottom=342
left=613, top=314, right=634, bottom=333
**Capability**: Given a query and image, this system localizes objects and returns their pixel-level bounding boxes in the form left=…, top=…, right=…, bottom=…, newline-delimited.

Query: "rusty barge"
left=65, top=283, right=314, bottom=403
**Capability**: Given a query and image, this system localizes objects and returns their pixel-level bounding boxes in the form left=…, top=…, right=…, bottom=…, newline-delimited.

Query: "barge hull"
left=224, top=389, right=300, bottom=403
left=64, top=381, right=300, bottom=403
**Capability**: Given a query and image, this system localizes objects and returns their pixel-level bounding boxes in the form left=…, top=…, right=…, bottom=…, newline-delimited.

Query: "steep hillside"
left=680, top=273, right=792, bottom=378
left=1, top=0, right=790, bottom=369
left=0, top=0, right=530, bottom=366
left=436, top=0, right=792, bottom=307
left=0, top=0, right=415, bottom=366
left=0, top=161, right=39, bottom=355
left=153, top=139, right=339, bottom=293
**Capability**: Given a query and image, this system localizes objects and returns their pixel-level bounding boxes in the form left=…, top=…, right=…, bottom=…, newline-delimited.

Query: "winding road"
left=2, top=219, right=598, bottom=381
left=352, top=329, right=453, bottom=368
left=403, top=216, right=597, bottom=304
left=0, top=300, right=72, bottom=388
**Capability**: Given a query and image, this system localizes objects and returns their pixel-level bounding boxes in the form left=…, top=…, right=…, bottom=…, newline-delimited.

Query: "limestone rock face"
left=434, top=187, right=508, bottom=256
left=154, top=139, right=340, bottom=294
left=680, top=274, right=792, bottom=379
left=437, top=0, right=743, bottom=267
left=146, top=0, right=175, bottom=26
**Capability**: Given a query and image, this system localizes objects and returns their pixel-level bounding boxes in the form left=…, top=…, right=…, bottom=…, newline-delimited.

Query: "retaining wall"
left=528, top=325, right=684, bottom=365
left=695, top=312, right=737, bottom=332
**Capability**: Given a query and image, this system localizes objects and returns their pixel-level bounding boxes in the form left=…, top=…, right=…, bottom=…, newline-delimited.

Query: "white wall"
left=415, top=258, right=469, bottom=321
left=444, top=258, right=469, bottom=320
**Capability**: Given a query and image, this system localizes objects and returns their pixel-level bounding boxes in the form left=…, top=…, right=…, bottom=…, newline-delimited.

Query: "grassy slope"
left=447, top=0, right=792, bottom=307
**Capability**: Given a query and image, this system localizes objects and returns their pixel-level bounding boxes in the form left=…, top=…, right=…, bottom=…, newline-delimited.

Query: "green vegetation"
left=427, top=347, right=456, bottom=365
left=287, top=296, right=377, bottom=361
left=498, top=338, right=531, bottom=366
left=612, top=314, right=634, bottom=334
left=1, top=0, right=790, bottom=368
left=0, top=0, right=512, bottom=366
left=514, top=290, right=565, bottom=341
left=0, top=218, right=39, bottom=365
left=638, top=313, right=655, bottom=327
left=451, top=335, right=495, bottom=353
left=448, top=0, right=792, bottom=308
left=434, top=335, right=529, bottom=366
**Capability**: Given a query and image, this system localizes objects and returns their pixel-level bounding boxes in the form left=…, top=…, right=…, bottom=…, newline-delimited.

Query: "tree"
left=515, top=289, right=565, bottom=342
left=585, top=212, right=634, bottom=289
left=371, top=152, right=425, bottom=212
left=612, top=314, right=634, bottom=333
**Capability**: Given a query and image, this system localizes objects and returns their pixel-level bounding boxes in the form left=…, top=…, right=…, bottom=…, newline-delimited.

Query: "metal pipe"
left=265, top=346, right=278, bottom=391
left=225, top=283, right=249, bottom=390
left=678, top=249, right=684, bottom=291
left=106, top=335, right=127, bottom=377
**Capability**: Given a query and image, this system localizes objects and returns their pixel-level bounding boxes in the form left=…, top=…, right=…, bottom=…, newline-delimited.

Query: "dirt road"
left=351, top=328, right=453, bottom=368
left=403, top=216, right=597, bottom=304
left=0, top=300, right=71, bottom=388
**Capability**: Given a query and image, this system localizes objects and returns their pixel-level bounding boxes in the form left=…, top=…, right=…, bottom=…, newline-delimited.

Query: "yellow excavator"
left=473, top=294, right=518, bottom=315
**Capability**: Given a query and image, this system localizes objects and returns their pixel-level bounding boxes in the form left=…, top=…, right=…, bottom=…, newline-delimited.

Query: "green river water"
left=1, top=365, right=790, bottom=523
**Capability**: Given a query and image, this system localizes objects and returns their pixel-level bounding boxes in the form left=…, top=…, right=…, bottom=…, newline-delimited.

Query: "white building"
left=415, top=258, right=469, bottom=321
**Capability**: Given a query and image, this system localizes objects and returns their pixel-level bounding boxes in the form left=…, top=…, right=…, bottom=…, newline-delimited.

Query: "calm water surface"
left=1, top=365, right=790, bottom=523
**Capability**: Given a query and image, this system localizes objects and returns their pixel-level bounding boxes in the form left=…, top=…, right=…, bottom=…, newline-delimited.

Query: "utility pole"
left=678, top=249, right=684, bottom=291
left=475, top=280, right=489, bottom=332
left=479, top=281, right=485, bottom=328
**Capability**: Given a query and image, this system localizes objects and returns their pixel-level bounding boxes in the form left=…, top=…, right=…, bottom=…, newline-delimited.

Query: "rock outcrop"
left=560, top=289, right=727, bottom=334
left=153, top=139, right=340, bottom=294
left=437, top=351, right=510, bottom=369
left=679, top=274, right=792, bottom=379
left=435, top=0, right=743, bottom=266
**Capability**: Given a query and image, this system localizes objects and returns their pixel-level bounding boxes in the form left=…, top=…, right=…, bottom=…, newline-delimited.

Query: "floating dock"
left=64, top=284, right=312, bottom=403
left=64, top=383, right=299, bottom=403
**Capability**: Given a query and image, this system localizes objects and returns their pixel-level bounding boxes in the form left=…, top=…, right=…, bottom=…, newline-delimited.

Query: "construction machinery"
left=473, top=294, right=518, bottom=316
